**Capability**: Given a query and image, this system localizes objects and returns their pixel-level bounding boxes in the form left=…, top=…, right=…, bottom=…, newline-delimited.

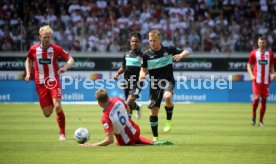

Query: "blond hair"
left=95, top=88, right=109, bottom=103
left=149, top=30, right=160, bottom=38
left=39, top=25, right=53, bottom=36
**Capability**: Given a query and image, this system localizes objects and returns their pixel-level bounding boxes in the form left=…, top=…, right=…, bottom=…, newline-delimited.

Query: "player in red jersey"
left=247, top=36, right=275, bottom=127
left=25, top=25, right=74, bottom=140
left=81, top=89, right=173, bottom=146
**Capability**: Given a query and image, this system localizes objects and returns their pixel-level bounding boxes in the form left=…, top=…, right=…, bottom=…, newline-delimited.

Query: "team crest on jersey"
left=103, top=123, right=109, bottom=129
left=48, top=52, right=53, bottom=57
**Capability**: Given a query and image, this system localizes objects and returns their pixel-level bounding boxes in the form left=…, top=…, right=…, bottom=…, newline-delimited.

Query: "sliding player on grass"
left=81, top=89, right=172, bottom=146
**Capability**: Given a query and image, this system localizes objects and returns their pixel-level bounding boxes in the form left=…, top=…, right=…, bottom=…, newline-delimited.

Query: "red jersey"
left=27, top=43, right=70, bottom=84
left=101, top=97, right=139, bottom=145
left=248, top=49, right=274, bottom=84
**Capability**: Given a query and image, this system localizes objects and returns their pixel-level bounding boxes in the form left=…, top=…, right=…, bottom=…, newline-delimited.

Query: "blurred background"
left=0, top=0, right=275, bottom=53
left=0, top=0, right=276, bottom=103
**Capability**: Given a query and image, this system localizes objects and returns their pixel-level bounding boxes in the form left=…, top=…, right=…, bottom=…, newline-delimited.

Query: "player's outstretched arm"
left=58, top=56, right=74, bottom=74
left=139, top=67, right=147, bottom=81
left=270, top=64, right=275, bottom=80
left=25, top=57, right=32, bottom=82
left=247, top=63, right=255, bottom=80
left=173, top=50, right=189, bottom=62
left=80, top=131, right=114, bottom=147
left=114, top=66, right=126, bottom=80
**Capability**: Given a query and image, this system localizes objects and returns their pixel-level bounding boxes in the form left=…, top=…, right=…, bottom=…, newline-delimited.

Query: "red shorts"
left=126, top=124, right=141, bottom=145
left=115, top=123, right=141, bottom=146
left=252, top=81, right=269, bottom=97
left=119, top=124, right=152, bottom=145
left=35, top=81, right=62, bottom=108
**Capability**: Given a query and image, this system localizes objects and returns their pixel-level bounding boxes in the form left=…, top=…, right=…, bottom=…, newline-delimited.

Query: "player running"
left=81, top=89, right=172, bottom=146
left=247, top=36, right=275, bottom=127
left=25, top=25, right=74, bottom=140
left=114, top=32, right=143, bottom=119
left=139, top=30, right=189, bottom=142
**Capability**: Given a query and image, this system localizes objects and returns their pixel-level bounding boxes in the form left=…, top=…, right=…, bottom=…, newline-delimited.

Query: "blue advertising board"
left=0, top=80, right=276, bottom=103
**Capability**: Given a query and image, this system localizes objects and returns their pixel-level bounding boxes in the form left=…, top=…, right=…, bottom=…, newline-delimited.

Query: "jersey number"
left=117, top=111, right=126, bottom=125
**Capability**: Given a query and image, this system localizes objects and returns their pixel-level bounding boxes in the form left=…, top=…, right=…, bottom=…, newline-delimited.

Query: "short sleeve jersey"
left=248, top=49, right=274, bottom=84
left=122, top=49, right=143, bottom=81
left=27, top=43, right=70, bottom=84
left=141, top=45, right=183, bottom=83
left=101, top=97, right=139, bottom=145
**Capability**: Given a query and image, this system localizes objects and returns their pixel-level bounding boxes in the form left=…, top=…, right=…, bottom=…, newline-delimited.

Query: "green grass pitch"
left=0, top=103, right=276, bottom=164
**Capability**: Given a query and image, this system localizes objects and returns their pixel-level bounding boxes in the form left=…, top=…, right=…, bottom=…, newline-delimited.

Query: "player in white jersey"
left=80, top=89, right=173, bottom=146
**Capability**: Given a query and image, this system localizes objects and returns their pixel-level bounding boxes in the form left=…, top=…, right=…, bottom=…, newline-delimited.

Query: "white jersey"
left=101, top=97, right=138, bottom=145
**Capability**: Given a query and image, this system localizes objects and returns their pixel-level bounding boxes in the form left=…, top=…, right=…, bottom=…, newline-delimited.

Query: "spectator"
left=0, top=0, right=276, bottom=53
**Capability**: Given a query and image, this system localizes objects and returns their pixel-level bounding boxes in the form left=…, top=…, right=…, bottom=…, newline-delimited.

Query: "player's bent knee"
left=150, top=107, right=159, bottom=116
left=44, top=113, right=51, bottom=118
left=42, top=106, right=53, bottom=117
left=42, top=110, right=52, bottom=118
left=164, top=94, right=172, bottom=102
left=127, top=95, right=136, bottom=102
left=54, top=103, right=62, bottom=110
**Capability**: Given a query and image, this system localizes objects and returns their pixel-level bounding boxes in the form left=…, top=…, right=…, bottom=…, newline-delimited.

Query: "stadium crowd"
left=0, top=0, right=276, bottom=53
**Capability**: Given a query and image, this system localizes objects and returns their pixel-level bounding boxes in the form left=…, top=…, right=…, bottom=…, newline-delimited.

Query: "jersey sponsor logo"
left=39, top=58, right=51, bottom=64
left=258, top=60, right=268, bottom=65
left=148, top=55, right=173, bottom=70
left=125, top=57, right=141, bottom=67
left=103, top=123, right=109, bottom=129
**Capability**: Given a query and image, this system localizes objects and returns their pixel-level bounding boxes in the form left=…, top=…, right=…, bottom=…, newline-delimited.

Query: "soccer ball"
left=74, top=128, right=90, bottom=144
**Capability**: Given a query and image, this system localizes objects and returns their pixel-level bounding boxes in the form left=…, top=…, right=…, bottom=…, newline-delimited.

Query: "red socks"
left=252, top=97, right=267, bottom=123
left=138, top=136, right=154, bottom=145
left=56, top=110, right=66, bottom=135
left=260, top=98, right=267, bottom=123
left=252, top=98, right=259, bottom=118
